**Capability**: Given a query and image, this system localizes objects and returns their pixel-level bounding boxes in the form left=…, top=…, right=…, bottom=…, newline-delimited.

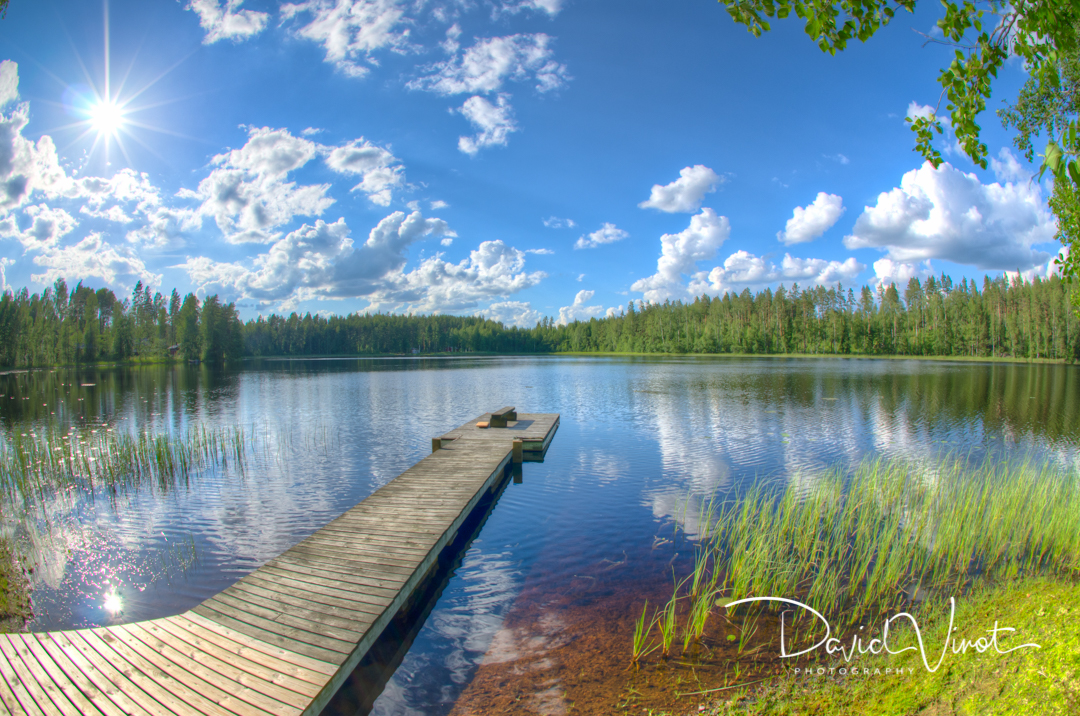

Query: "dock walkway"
left=0, top=411, right=559, bottom=716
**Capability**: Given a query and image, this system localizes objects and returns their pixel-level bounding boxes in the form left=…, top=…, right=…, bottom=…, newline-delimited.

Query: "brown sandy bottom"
left=448, top=559, right=824, bottom=716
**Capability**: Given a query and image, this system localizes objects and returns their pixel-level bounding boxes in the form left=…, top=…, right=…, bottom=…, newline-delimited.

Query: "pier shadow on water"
left=321, top=463, right=524, bottom=715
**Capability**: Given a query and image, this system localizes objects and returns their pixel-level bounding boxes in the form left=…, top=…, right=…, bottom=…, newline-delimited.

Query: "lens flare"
left=102, top=589, right=123, bottom=615
left=89, top=100, right=125, bottom=136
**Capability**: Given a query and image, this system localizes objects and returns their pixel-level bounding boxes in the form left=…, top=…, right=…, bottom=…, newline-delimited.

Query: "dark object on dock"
left=0, top=410, right=559, bottom=716
left=487, top=406, right=516, bottom=427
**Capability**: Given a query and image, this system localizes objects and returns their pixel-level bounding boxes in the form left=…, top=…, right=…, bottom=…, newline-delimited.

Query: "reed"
left=631, top=454, right=1080, bottom=668
left=710, top=455, right=1080, bottom=628
left=683, top=582, right=715, bottom=653
left=0, top=425, right=256, bottom=509
left=630, top=600, right=657, bottom=670
left=652, top=587, right=678, bottom=656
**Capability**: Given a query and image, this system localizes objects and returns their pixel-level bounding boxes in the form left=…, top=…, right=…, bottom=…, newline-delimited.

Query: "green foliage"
left=535, top=274, right=1079, bottom=360
left=1, top=270, right=1077, bottom=368
left=721, top=1, right=1078, bottom=171
left=720, top=1, right=1080, bottom=314
left=0, top=284, right=240, bottom=368
left=709, top=577, right=1080, bottom=715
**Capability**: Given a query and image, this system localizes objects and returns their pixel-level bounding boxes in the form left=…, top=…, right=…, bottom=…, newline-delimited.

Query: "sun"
left=88, top=99, right=126, bottom=137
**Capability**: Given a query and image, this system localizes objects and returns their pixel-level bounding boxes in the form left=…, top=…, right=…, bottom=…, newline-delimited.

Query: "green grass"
left=697, top=576, right=1080, bottom=715
left=0, top=424, right=253, bottom=509
left=635, top=454, right=1080, bottom=675
left=712, top=456, right=1080, bottom=629
left=0, top=537, right=31, bottom=633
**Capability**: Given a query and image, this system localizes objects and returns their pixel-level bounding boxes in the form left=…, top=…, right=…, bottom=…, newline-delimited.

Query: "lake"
left=1, top=356, right=1078, bottom=714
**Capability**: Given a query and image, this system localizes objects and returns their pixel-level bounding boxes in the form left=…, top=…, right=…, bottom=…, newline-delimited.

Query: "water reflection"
left=0, top=357, right=1078, bottom=712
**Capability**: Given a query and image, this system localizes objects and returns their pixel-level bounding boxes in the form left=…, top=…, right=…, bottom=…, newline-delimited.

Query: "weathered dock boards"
left=0, top=411, right=558, bottom=716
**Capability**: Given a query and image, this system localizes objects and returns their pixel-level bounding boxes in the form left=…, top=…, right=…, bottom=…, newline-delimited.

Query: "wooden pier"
left=0, top=410, right=559, bottom=716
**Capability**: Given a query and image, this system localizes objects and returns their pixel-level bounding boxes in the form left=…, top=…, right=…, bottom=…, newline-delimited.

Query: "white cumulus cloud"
left=638, top=165, right=722, bottom=214
left=365, top=239, right=546, bottom=313
left=556, top=289, right=606, bottom=325
left=0, top=204, right=78, bottom=251
left=180, top=210, right=524, bottom=312
left=187, top=0, right=269, bottom=44
left=477, top=300, right=542, bottom=327
left=0, top=257, right=11, bottom=293
left=1, top=66, right=74, bottom=212
left=990, top=147, right=1029, bottom=184
left=705, top=251, right=864, bottom=294
left=543, top=216, right=574, bottom=229
left=323, top=137, right=404, bottom=205
left=844, top=161, right=1057, bottom=271
left=630, top=208, right=730, bottom=302
left=574, top=222, right=628, bottom=249
left=0, top=60, right=17, bottom=108
left=872, top=258, right=934, bottom=288
left=498, top=0, right=564, bottom=17
left=31, top=233, right=159, bottom=289
left=281, top=0, right=413, bottom=78
left=409, top=34, right=569, bottom=95
left=186, top=126, right=333, bottom=243
left=457, top=94, right=517, bottom=155
left=778, top=192, right=844, bottom=245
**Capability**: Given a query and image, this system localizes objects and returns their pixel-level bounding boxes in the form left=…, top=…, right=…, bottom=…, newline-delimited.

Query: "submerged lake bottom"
left=0, top=356, right=1077, bottom=714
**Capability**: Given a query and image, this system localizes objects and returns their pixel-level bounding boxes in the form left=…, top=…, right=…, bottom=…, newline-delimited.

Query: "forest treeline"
left=0, top=272, right=1078, bottom=369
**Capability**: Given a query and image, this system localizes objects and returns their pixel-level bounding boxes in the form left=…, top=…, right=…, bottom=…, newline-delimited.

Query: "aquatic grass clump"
left=630, top=600, right=657, bottom=670
left=0, top=425, right=255, bottom=509
left=630, top=454, right=1080, bottom=670
left=712, top=455, right=1080, bottom=628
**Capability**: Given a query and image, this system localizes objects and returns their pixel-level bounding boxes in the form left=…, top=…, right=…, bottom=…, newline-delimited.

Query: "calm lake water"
left=1, top=356, right=1078, bottom=714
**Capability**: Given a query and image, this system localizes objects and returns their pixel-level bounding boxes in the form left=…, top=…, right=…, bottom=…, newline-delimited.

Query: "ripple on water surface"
left=0, top=357, right=1077, bottom=713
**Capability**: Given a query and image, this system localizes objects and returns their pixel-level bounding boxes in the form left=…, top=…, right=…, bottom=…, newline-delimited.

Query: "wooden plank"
left=216, top=587, right=375, bottom=634
left=269, top=553, right=416, bottom=585
left=0, top=637, right=79, bottom=716
left=11, top=636, right=104, bottom=716
left=176, top=614, right=336, bottom=678
left=97, top=624, right=280, bottom=716
left=204, top=592, right=366, bottom=644
left=31, top=635, right=129, bottom=716
left=273, top=548, right=418, bottom=581
left=78, top=627, right=241, bottom=716
left=284, top=543, right=422, bottom=572
left=237, top=575, right=390, bottom=617
left=123, top=622, right=309, bottom=713
left=318, top=519, right=442, bottom=539
left=151, top=619, right=321, bottom=699
left=302, top=529, right=433, bottom=552
left=190, top=604, right=349, bottom=665
left=256, top=563, right=403, bottom=598
left=0, top=412, right=558, bottom=716
left=296, top=533, right=435, bottom=560
left=0, top=636, right=50, bottom=716
left=0, top=662, right=33, bottom=716
left=45, top=631, right=160, bottom=716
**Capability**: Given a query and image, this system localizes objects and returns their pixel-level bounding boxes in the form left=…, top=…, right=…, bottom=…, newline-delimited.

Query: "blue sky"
left=0, top=0, right=1062, bottom=325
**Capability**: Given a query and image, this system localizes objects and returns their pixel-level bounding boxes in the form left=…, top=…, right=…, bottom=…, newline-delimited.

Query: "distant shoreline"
left=1, top=351, right=1076, bottom=373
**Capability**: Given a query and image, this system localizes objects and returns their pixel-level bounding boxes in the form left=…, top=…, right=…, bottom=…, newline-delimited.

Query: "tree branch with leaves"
left=719, top=0, right=1080, bottom=309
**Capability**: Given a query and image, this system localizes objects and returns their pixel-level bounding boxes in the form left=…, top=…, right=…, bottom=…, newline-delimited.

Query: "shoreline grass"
left=0, top=537, right=31, bottom=633
left=631, top=454, right=1080, bottom=674
left=712, top=456, right=1080, bottom=628
left=4, top=350, right=1075, bottom=373
left=0, top=425, right=252, bottom=510
left=690, top=575, right=1080, bottom=715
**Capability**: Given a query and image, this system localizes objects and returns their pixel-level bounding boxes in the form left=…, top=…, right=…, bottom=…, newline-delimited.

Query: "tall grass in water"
left=0, top=425, right=253, bottom=509
left=713, top=456, right=1080, bottom=628
left=628, top=455, right=1080, bottom=668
